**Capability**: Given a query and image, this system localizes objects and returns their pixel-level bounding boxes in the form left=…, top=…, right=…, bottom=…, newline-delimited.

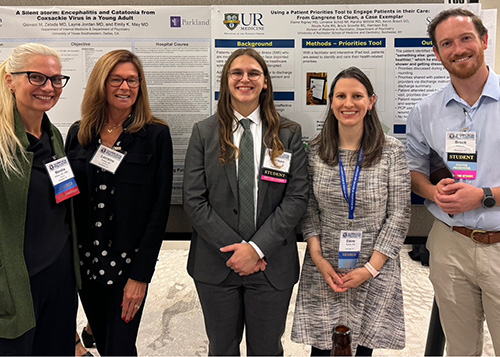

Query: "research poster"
left=0, top=4, right=496, bottom=203
left=0, top=6, right=212, bottom=203
left=212, top=3, right=495, bottom=142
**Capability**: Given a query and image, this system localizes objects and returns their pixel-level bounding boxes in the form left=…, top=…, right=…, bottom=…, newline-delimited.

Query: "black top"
left=24, top=121, right=70, bottom=276
left=66, top=119, right=173, bottom=284
left=79, top=146, right=137, bottom=285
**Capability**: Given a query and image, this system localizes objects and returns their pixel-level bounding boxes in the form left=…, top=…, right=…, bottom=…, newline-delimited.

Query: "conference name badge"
left=338, top=230, right=362, bottom=269
left=44, top=156, right=80, bottom=203
left=90, top=144, right=126, bottom=174
left=261, top=149, right=291, bottom=184
left=445, top=131, right=477, bottom=180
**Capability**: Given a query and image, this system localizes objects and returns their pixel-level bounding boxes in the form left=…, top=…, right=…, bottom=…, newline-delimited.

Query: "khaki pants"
left=427, top=220, right=500, bottom=356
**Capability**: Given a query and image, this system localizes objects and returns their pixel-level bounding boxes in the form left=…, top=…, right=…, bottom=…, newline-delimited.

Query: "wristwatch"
left=482, top=187, right=496, bottom=208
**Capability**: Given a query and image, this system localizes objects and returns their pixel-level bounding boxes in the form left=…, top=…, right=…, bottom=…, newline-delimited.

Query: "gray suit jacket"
left=184, top=114, right=309, bottom=290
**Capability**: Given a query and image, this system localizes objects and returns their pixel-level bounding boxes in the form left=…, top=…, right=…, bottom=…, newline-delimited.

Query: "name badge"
left=445, top=131, right=477, bottom=180
left=338, top=230, right=362, bottom=270
left=90, top=144, right=126, bottom=174
left=261, top=149, right=291, bottom=183
left=44, top=156, right=80, bottom=203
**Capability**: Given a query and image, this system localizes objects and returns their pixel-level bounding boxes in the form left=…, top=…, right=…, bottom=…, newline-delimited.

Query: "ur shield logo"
left=223, top=13, right=240, bottom=31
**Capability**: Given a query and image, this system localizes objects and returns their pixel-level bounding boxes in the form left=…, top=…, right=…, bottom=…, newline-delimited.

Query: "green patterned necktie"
left=238, top=119, right=255, bottom=240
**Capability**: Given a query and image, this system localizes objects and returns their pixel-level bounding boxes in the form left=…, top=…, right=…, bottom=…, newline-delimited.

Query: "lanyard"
left=462, top=108, right=472, bottom=132
left=339, top=149, right=363, bottom=220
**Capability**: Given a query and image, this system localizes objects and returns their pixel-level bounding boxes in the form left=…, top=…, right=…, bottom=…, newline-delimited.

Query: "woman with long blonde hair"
left=66, top=49, right=173, bottom=356
left=0, top=43, right=79, bottom=356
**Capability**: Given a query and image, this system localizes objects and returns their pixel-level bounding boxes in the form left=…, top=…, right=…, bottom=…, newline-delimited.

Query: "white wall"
left=481, top=0, right=500, bottom=72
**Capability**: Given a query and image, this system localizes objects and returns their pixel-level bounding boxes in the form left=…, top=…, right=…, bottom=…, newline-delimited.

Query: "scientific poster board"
left=0, top=4, right=496, bottom=204
left=0, top=6, right=212, bottom=203
left=211, top=3, right=496, bottom=142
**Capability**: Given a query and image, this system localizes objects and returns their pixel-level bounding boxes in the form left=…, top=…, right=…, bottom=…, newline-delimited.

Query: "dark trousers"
left=79, top=277, right=146, bottom=356
left=195, top=271, right=293, bottom=356
left=311, top=345, right=373, bottom=356
left=0, top=241, right=77, bottom=356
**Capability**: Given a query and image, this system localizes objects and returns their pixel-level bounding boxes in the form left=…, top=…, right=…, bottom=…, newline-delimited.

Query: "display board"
left=211, top=4, right=495, bottom=143
left=0, top=4, right=496, bottom=206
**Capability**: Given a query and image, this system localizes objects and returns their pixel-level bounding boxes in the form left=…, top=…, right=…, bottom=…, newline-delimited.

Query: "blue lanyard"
left=339, top=149, right=363, bottom=220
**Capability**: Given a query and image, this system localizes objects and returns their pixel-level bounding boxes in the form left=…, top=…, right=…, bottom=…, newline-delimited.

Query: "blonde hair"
left=0, top=43, right=61, bottom=177
left=78, top=49, right=166, bottom=147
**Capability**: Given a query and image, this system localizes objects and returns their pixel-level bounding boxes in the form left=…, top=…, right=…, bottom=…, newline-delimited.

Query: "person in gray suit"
left=183, top=48, right=309, bottom=356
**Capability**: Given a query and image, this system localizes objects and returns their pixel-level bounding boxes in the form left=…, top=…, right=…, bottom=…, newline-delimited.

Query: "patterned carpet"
left=77, top=243, right=494, bottom=356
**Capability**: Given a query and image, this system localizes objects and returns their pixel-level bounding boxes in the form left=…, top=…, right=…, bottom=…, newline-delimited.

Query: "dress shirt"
left=232, top=107, right=264, bottom=258
left=406, top=67, right=500, bottom=230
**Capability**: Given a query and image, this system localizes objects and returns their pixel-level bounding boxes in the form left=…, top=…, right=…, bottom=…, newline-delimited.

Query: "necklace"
left=105, top=121, right=123, bottom=133
left=104, top=114, right=131, bottom=134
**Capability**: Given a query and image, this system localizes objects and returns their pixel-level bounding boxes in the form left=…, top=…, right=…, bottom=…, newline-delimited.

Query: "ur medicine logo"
left=223, top=13, right=264, bottom=31
left=170, top=16, right=181, bottom=28
left=223, top=13, right=240, bottom=30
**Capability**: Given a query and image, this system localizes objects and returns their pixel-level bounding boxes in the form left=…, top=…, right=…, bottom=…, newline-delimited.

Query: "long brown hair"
left=312, top=66, right=385, bottom=167
left=78, top=49, right=166, bottom=147
left=217, top=48, right=288, bottom=165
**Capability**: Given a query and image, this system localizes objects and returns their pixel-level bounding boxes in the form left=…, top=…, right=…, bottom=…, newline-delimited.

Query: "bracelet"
left=316, top=258, right=325, bottom=266
left=364, top=262, right=380, bottom=278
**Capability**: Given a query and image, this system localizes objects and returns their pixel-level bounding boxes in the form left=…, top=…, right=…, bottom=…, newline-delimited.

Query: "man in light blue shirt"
left=406, top=8, right=500, bottom=356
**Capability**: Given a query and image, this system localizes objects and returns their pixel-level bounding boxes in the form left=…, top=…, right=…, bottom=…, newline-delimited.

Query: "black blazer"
left=65, top=121, right=173, bottom=283
left=184, top=114, right=309, bottom=290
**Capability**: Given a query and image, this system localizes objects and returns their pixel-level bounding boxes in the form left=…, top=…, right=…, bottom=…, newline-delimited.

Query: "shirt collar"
left=481, top=67, right=500, bottom=101
left=444, top=66, right=500, bottom=106
left=14, top=106, right=52, bottom=150
left=233, top=106, right=262, bottom=126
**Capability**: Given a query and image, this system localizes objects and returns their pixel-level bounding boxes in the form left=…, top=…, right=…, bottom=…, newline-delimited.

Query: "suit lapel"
left=223, top=118, right=237, bottom=200
left=224, top=159, right=238, bottom=200
left=257, top=123, right=269, bottom=218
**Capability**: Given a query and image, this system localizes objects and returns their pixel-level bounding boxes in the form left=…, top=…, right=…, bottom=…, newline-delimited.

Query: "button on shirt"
left=406, top=68, right=500, bottom=230
left=79, top=139, right=137, bottom=285
left=232, top=107, right=265, bottom=258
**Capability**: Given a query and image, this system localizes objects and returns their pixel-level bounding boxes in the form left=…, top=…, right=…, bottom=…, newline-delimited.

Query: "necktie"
left=238, top=119, right=255, bottom=240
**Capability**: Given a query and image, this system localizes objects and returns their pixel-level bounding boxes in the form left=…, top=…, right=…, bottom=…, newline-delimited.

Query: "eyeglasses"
left=11, top=71, right=70, bottom=88
left=106, top=76, right=142, bottom=88
left=229, top=70, right=263, bottom=81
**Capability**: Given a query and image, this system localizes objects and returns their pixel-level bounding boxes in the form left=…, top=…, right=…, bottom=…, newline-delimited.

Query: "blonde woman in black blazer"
left=65, top=50, right=172, bottom=356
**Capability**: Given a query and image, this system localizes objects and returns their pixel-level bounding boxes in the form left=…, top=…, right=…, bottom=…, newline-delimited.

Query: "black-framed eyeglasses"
left=229, top=70, right=263, bottom=81
left=106, top=76, right=142, bottom=88
left=11, top=71, right=70, bottom=88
